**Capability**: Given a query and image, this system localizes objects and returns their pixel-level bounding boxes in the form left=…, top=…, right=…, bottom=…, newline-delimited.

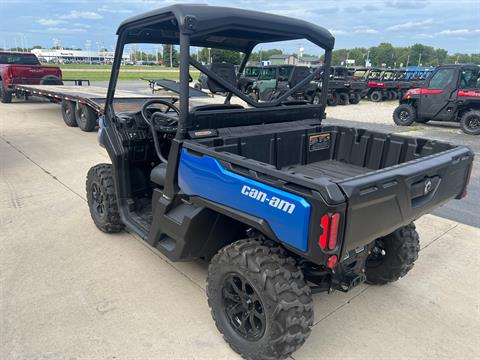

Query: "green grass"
left=62, top=70, right=186, bottom=81
left=47, top=63, right=179, bottom=71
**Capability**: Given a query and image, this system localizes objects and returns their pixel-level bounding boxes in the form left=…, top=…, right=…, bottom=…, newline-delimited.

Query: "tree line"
left=329, top=43, right=480, bottom=68
left=4, top=42, right=478, bottom=67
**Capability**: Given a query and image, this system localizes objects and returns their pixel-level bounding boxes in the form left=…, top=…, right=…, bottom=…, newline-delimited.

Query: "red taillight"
left=327, top=255, right=337, bottom=269
left=319, top=214, right=329, bottom=249
left=328, top=213, right=340, bottom=249
left=319, top=212, right=341, bottom=250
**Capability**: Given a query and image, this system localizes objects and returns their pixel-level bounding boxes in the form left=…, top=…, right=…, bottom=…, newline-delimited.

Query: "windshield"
left=0, top=53, right=40, bottom=65
left=245, top=66, right=260, bottom=77
left=258, top=67, right=277, bottom=80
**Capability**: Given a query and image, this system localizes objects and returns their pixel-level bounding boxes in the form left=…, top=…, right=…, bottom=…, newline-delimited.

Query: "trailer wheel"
left=207, top=239, right=313, bottom=360
left=369, top=91, right=382, bottom=102
left=327, top=92, right=338, bottom=106
left=349, top=93, right=361, bottom=104
left=61, top=101, right=78, bottom=127
left=365, top=223, right=419, bottom=285
left=75, top=104, right=97, bottom=132
left=338, top=92, right=349, bottom=105
left=460, top=110, right=480, bottom=135
left=86, top=164, right=124, bottom=233
left=0, top=81, right=12, bottom=103
left=393, top=104, right=416, bottom=126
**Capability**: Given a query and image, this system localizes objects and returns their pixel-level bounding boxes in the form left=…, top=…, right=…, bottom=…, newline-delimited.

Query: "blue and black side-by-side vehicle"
left=86, top=5, right=474, bottom=360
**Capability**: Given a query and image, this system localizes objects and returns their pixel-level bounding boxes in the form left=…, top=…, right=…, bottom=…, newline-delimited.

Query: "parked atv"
left=393, top=64, right=480, bottom=135
left=86, top=5, right=474, bottom=360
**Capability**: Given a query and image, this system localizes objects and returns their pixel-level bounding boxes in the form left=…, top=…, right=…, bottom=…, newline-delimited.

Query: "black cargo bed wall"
left=195, top=125, right=454, bottom=171
left=325, top=126, right=453, bottom=170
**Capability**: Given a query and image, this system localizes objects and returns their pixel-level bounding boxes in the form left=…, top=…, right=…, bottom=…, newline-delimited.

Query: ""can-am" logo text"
left=240, top=185, right=296, bottom=214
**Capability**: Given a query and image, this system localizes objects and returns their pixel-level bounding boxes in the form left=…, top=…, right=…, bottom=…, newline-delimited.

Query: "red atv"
left=393, top=64, right=480, bottom=135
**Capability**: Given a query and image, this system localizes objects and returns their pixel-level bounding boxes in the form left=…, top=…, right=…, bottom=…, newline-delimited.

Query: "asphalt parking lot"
left=1, top=89, right=479, bottom=359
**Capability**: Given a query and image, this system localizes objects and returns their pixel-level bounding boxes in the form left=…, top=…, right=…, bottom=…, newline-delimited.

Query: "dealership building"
left=30, top=48, right=129, bottom=63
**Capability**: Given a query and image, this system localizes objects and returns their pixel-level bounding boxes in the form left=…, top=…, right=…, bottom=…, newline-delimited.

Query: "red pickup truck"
left=0, top=51, right=62, bottom=103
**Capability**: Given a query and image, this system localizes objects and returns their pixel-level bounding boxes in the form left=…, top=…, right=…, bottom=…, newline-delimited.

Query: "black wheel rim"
left=399, top=110, right=410, bottom=122
left=91, top=182, right=105, bottom=218
left=222, top=273, right=266, bottom=341
left=466, top=115, right=480, bottom=130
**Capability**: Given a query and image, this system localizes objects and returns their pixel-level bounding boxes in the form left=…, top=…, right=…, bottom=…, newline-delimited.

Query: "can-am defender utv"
left=86, top=5, right=474, bottom=360
left=393, top=64, right=480, bottom=135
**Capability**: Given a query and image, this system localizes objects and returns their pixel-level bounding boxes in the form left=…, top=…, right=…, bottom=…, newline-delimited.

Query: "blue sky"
left=0, top=0, right=479, bottom=54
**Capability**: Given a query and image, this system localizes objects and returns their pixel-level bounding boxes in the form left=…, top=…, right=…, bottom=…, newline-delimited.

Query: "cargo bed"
left=187, top=120, right=473, bottom=256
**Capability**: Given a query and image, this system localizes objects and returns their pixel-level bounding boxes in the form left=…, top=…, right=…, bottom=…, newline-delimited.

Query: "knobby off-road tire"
left=75, top=103, right=97, bottom=132
left=369, top=90, right=383, bottom=102
left=327, top=92, right=338, bottom=106
left=338, top=92, right=349, bottom=105
left=393, top=104, right=417, bottom=126
left=365, top=223, right=420, bottom=285
left=460, top=110, right=480, bottom=135
left=86, top=164, right=124, bottom=233
left=0, top=81, right=13, bottom=103
left=207, top=239, right=313, bottom=360
left=349, top=93, right=361, bottom=104
left=61, top=100, right=77, bottom=127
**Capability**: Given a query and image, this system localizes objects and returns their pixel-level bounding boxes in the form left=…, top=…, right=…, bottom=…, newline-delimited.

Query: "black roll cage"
left=104, top=9, right=332, bottom=140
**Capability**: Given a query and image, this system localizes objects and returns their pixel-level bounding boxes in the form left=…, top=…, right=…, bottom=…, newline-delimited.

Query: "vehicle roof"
left=0, top=51, right=37, bottom=55
left=117, top=4, right=335, bottom=52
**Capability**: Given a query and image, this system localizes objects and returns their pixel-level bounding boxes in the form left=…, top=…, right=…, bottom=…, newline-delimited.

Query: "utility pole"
left=170, top=45, right=173, bottom=67
left=406, top=54, right=410, bottom=68
left=417, top=53, right=422, bottom=67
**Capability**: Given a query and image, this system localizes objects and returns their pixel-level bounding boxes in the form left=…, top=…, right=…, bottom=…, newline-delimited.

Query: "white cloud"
left=98, top=6, right=133, bottom=14
left=62, top=11, right=103, bottom=20
left=435, top=29, right=480, bottom=36
left=37, top=18, right=65, bottom=26
left=387, top=19, right=433, bottom=31
left=47, top=27, right=87, bottom=33
left=329, top=29, right=347, bottom=36
left=354, top=27, right=379, bottom=34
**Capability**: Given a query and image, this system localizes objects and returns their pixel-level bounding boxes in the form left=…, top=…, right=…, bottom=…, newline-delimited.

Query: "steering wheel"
left=141, top=99, right=180, bottom=133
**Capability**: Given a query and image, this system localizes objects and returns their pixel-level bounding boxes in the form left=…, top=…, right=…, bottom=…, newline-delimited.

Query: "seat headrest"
left=207, top=63, right=237, bottom=93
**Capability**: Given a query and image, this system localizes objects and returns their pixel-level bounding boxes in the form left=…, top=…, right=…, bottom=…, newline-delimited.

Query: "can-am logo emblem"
left=424, top=179, right=432, bottom=195
left=240, top=185, right=296, bottom=214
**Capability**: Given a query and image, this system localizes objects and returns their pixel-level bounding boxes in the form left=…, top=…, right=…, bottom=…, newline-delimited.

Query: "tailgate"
left=338, top=146, right=473, bottom=254
left=11, top=66, right=61, bottom=84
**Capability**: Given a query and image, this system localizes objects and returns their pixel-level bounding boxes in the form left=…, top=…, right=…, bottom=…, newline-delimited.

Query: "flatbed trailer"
left=12, top=82, right=209, bottom=132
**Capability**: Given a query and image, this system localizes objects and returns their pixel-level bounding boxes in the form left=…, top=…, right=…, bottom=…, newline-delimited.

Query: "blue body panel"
left=178, top=149, right=311, bottom=251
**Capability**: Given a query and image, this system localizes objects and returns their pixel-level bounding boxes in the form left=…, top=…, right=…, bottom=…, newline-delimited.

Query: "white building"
left=30, top=48, right=129, bottom=64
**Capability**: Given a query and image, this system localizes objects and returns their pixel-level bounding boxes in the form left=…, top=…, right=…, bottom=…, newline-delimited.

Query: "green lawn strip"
left=47, top=63, right=179, bottom=71
left=63, top=71, right=187, bottom=81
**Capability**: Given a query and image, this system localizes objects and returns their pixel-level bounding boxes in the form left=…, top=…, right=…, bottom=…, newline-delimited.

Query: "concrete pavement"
left=1, top=98, right=479, bottom=359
